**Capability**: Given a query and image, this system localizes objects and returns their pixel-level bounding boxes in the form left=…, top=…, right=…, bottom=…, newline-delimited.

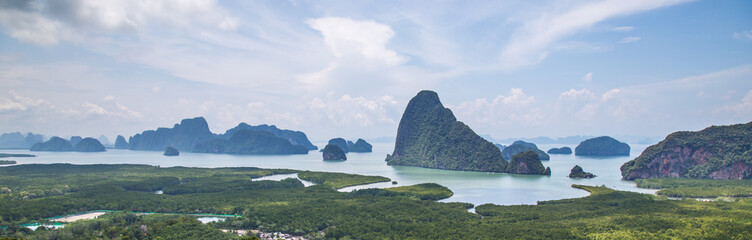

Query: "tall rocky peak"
left=128, top=117, right=214, bottom=151
left=621, top=121, right=752, bottom=180
left=386, top=90, right=508, bottom=172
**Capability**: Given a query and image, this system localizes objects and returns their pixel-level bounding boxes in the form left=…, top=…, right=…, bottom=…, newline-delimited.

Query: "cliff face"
left=385, top=90, right=507, bottom=172
left=222, top=123, right=317, bottom=150
left=128, top=117, right=214, bottom=151
left=575, top=136, right=630, bottom=156
left=501, top=141, right=550, bottom=161
left=621, top=121, right=752, bottom=180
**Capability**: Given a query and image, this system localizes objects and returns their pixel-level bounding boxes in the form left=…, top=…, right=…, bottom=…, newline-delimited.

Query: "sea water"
left=0, top=142, right=654, bottom=206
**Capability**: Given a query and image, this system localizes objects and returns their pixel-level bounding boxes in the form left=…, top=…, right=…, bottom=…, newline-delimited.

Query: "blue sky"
left=0, top=0, right=750, bottom=142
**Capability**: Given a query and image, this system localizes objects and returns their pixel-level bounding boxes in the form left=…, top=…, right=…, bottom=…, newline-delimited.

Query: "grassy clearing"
left=636, top=178, right=752, bottom=198
left=296, top=171, right=390, bottom=189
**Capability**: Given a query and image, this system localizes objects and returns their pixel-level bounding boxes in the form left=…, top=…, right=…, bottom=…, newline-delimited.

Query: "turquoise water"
left=0, top=142, right=654, bottom=206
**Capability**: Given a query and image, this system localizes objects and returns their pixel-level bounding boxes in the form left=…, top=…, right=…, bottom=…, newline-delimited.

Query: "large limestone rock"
left=506, top=151, right=550, bottom=175
left=621, top=122, right=752, bottom=180
left=348, top=139, right=373, bottom=153
left=385, top=90, right=507, bottom=172
left=322, top=144, right=347, bottom=160
left=575, top=136, right=630, bottom=157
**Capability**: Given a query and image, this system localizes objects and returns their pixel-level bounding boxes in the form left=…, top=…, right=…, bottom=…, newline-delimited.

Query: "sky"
left=0, top=0, right=751, bottom=143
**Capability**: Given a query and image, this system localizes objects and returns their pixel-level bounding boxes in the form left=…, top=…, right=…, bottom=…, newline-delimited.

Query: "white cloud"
left=619, top=36, right=641, bottom=43
left=733, top=30, right=752, bottom=41
left=453, top=88, right=543, bottom=128
left=500, top=0, right=688, bottom=69
left=613, top=26, right=634, bottom=32
left=0, top=0, right=240, bottom=46
left=302, top=94, right=401, bottom=127
left=0, top=92, right=50, bottom=112
left=307, top=17, right=407, bottom=66
left=721, top=90, right=752, bottom=116
left=583, top=72, right=593, bottom=82
left=0, top=6, right=62, bottom=45
left=559, top=88, right=596, bottom=100
left=602, top=89, right=621, bottom=101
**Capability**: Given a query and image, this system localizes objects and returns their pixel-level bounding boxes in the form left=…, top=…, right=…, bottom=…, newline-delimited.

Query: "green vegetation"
left=383, top=183, right=453, bottom=200
left=568, top=165, right=596, bottom=179
left=575, top=136, right=630, bottom=156
left=386, top=90, right=508, bottom=172
left=2, top=164, right=752, bottom=239
left=297, top=171, right=389, bottom=189
left=0, top=160, right=16, bottom=165
left=474, top=185, right=752, bottom=239
left=636, top=178, right=752, bottom=198
left=2, top=212, right=241, bottom=240
left=0, top=153, right=35, bottom=158
left=622, top=121, right=752, bottom=180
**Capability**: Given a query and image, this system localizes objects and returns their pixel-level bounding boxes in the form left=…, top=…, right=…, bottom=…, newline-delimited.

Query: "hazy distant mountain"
left=129, top=117, right=214, bottom=151
left=97, top=135, right=111, bottom=147
left=70, top=136, right=83, bottom=148
left=501, top=141, right=550, bottom=161
left=222, top=123, right=317, bottom=150
left=193, top=130, right=308, bottom=155
left=575, top=136, right=630, bottom=157
left=75, top=138, right=106, bottom=152
left=114, top=135, right=128, bottom=149
left=348, top=139, right=373, bottom=153
left=30, top=137, right=73, bottom=152
left=326, top=138, right=349, bottom=153
left=488, top=135, right=658, bottom=145
left=0, top=132, right=43, bottom=149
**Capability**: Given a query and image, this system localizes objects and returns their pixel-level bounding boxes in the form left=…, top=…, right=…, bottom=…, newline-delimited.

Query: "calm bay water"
left=1, top=142, right=655, bottom=206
